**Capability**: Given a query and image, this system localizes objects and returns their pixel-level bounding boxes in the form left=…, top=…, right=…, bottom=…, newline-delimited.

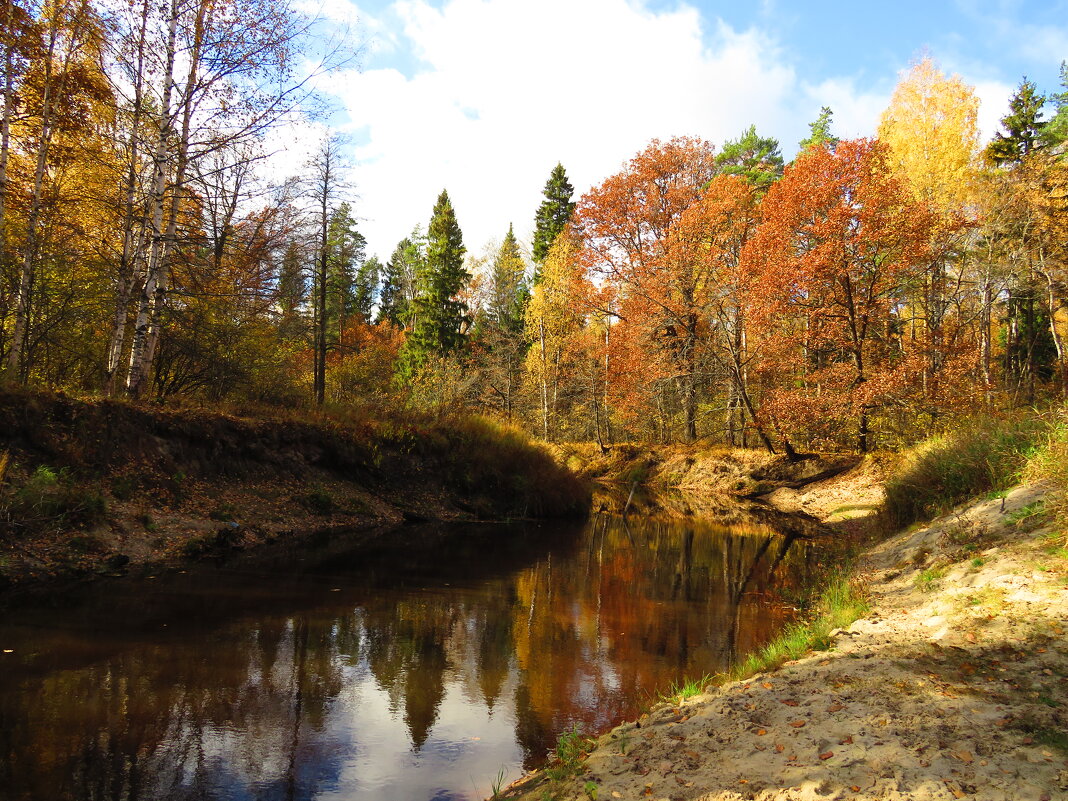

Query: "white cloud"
left=315, top=0, right=817, bottom=258
left=287, top=0, right=1023, bottom=260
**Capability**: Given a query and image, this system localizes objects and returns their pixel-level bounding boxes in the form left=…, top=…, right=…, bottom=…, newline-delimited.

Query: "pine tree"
left=400, top=190, right=469, bottom=375
left=987, top=79, right=1046, bottom=165
left=532, top=163, right=575, bottom=267
left=798, top=106, right=839, bottom=153
left=715, top=125, right=784, bottom=192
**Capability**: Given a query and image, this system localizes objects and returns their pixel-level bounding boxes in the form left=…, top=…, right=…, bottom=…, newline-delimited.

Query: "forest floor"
left=501, top=460, right=1068, bottom=801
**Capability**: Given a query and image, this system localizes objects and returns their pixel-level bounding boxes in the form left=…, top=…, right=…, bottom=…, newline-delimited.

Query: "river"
left=0, top=501, right=820, bottom=801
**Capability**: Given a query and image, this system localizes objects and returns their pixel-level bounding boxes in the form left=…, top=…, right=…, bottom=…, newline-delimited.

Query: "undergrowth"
left=882, top=414, right=1049, bottom=530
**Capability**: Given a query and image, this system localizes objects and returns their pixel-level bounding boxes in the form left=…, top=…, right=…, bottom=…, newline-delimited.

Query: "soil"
left=500, top=461, right=1068, bottom=801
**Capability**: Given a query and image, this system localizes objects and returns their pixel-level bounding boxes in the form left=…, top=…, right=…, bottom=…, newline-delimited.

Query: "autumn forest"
left=2, top=0, right=1068, bottom=456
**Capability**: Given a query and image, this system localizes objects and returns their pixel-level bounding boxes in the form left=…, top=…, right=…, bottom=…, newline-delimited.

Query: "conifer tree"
left=377, top=230, right=424, bottom=328
left=1041, top=62, right=1068, bottom=150
left=798, top=106, right=839, bottom=153
left=400, top=190, right=468, bottom=375
left=532, top=163, right=575, bottom=268
left=487, top=224, right=528, bottom=333
left=715, top=125, right=784, bottom=192
left=354, top=256, right=381, bottom=323
left=987, top=79, right=1046, bottom=165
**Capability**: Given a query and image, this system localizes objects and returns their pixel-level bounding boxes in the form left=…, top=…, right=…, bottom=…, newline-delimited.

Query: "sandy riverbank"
left=501, top=465, right=1068, bottom=801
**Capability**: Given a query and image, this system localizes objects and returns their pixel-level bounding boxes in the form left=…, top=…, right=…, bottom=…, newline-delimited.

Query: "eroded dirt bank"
left=0, top=390, right=589, bottom=593
left=502, top=466, right=1068, bottom=801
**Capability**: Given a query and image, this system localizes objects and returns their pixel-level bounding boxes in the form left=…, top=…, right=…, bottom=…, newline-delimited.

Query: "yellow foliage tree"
left=878, top=56, right=981, bottom=214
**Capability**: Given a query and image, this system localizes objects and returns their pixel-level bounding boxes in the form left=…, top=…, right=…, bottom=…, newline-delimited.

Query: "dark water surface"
left=0, top=507, right=818, bottom=801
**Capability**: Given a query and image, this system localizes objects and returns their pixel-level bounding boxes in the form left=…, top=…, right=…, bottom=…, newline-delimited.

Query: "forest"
left=2, top=0, right=1068, bottom=457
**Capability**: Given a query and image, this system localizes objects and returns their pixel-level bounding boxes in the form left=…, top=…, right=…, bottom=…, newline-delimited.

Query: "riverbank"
left=0, top=390, right=589, bottom=593
left=500, top=463, right=1068, bottom=800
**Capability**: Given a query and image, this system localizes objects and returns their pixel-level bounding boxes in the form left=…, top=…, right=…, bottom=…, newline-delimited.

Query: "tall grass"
left=1025, top=410, right=1068, bottom=542
left=882, top=414, right=1049, bottom=530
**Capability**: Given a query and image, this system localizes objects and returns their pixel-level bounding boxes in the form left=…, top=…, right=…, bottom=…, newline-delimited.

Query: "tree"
left=326, top=200, right=366, bottom=349
left=715, top=125, right=783, bottom=193
left=986, top=78, right=1046, bottom=165
left=353, top=255, right=381, bottom=323
left=117, top=0, right=331, bottom=397
left=575, top=137, right=718, bottom=442
left=472, top=225, right=529, bottom=419
left=5, top=0, right=109, bottom=379
left=798, top=106, right=839, bottom=153
left=307, top=134, right=349, bottom=405
left=878, top=57, right=980, bottom=213
left=878, top=57, right=981, bottom=405
left=1042, top=61, right=1068, bottom=151
left=746, top=139, right=937, bottom=453
left=400, top=189, right=468, bottom=376
left=377, top=230, right=424, bottom=328
left=531, top=163, right=575, bottom=268
left=525, top=230, right=587, bottom=440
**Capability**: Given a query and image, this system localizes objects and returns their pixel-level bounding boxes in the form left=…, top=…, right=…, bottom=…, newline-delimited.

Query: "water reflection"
left=0, top=507, right=817, bottom=801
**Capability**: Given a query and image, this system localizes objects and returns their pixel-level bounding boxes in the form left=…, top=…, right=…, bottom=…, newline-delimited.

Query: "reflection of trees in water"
left=0, top=512, right=813, bottom=797
left=0, top=612, right=352, bottom=801
left=506, top=513, right=811, bottom=764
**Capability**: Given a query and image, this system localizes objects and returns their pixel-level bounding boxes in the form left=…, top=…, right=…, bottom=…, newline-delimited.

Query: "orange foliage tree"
left=574, top=137, right=718, bottom=442
left=745, top=138, right=942, bottom=453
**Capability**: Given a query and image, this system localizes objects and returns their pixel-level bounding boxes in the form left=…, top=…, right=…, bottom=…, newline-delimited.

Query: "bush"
left=882, top=414, right=1048, bottom=530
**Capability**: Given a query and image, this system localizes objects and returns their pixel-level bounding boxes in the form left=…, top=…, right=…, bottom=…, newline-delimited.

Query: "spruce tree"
left=354, top=256, right=381, bottom=323
left=532, top=163, right=575, bottom=268
left=986, top=79, right=1046, bottom=165
left=488, top=224, right=528, bottom=333
left=400, top=190, right=469, bottom=375
left=377, top=231, right=424, bottom=328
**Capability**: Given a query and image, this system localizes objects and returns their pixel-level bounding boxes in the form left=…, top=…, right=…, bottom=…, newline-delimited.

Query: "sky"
left=274, top=0, right=1068, bottom=263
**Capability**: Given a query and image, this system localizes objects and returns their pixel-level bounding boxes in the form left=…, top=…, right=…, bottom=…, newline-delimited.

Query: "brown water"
left=0, top=507, right=817, bottom=801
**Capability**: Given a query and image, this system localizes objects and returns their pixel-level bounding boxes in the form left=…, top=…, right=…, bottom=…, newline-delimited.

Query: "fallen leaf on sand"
left=944, top=779, right=966, bottom=799
left=756, top=729, right=767, bottom=736
left=819, top=751, right=834, bottom=760
left=775, top=744, right=785, bottom=753
left=839, top=736, right=854, bottom=745
left=954, top=751, right=973, bottom=764
left=612, top=793, right=622, bottom=799
left=781, top=699, right=799, bottom=707
left=789, top=720, right=806, bottom=728
left=828, top=702, right=845, bottom=713
left=762, top=682, right=773, bottom=689
left=684, top=750, right=700, bottom=760
left=850, top=786, right=861, bottom=792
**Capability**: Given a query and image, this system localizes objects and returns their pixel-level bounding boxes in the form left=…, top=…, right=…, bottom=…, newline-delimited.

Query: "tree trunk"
left=105, top=0, right=151, bottom=394
left=126, top=0, right=179, bottom=397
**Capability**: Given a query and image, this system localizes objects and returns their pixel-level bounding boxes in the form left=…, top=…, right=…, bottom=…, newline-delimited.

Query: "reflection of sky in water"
left=0, top=513, right=813, bottom=801
left=156, top=625, right=525, bottom=800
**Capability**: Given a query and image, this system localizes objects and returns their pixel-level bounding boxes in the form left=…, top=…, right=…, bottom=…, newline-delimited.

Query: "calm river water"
left=0, top=505, right=818, bottom=801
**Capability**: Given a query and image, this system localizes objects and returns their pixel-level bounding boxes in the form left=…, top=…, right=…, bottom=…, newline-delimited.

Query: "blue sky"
left=279, top=0, right=1068, bottom=263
